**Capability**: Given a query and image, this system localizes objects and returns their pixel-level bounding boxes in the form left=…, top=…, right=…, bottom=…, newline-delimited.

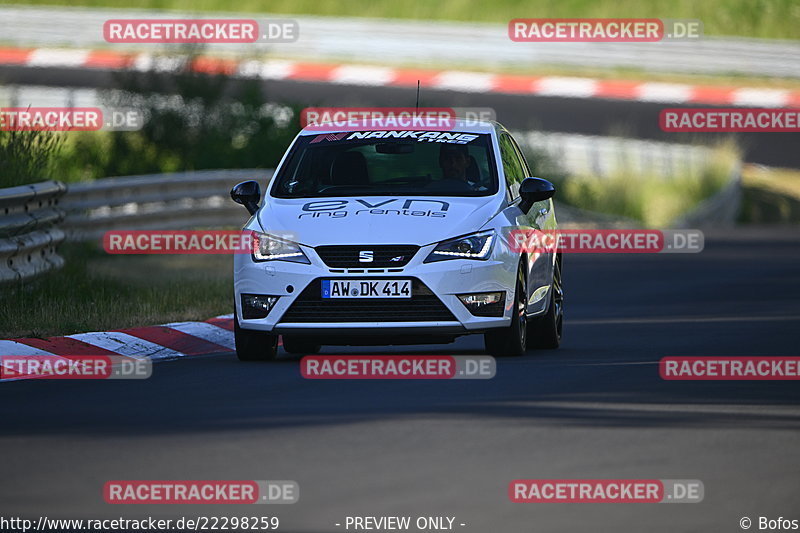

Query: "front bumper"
left=234, top=242, right=518, bottom=334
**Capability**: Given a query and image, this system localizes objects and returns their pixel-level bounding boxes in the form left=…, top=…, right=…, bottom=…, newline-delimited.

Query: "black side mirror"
left=230, top=180, right=261, bottom=215
left=518, top=177, right=555, bottom=214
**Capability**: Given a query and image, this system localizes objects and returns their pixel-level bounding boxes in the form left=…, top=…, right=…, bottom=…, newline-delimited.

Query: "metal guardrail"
left=0, top=146, right=740, bottom=284
left=61, top=169, right=273, bottom=241
left=514, top=131, right=742, bottom=227
left=0, top=180, right=67, bottom=283
left=513, top=130, right=713, bottom=181
left=554, top=164, right=743, bottom=229
left=0, top=170, right=268, bottom=283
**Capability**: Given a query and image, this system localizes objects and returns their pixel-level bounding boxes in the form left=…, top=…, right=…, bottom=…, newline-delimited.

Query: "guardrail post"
left=0, top=180, right=67, bottom=283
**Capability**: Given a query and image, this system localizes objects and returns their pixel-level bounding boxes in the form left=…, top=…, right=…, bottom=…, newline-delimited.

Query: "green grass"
left=547, top=141, right=740, bottom=227
left=0, top=242, right=233, bottom=339
left=0, top=129, right=64, bottom=188
left=49, top=130, right=121, bottom=183
left=11, top=0, right=800, bottom=39
left=742, top=165, right=800, bottom=199
left=740, top=165, right=800, bottom=223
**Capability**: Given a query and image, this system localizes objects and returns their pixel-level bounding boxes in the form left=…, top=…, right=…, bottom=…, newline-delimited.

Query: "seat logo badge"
left=359, top=251, right=374, bottom=263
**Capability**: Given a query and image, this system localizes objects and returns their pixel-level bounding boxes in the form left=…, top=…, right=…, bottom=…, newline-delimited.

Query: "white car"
left=230, top=119, right=563, bottom=360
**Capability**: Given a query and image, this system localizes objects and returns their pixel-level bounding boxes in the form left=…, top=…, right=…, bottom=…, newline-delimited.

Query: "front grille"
left=315, top=245, right=419, bottom=268
left=278, top=278, right=457, bottom=323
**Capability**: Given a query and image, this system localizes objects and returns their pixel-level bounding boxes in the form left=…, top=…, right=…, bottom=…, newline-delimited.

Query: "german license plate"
left=321, top=279, right=411, bottom=299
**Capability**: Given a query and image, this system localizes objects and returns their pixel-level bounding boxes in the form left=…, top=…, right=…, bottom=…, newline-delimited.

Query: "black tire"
left=484, top=264, right=527, bottom=357
left=234, top=310, right=279, bottom=361
left=528, top=254, right=563, bottom=349
left=282, top=336, right=322, bottom=355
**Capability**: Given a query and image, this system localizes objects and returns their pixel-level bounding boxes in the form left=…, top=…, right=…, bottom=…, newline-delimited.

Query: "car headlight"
left=252, top=232, right=310, bottom=263
left=425, top=230, right=495, bottom=262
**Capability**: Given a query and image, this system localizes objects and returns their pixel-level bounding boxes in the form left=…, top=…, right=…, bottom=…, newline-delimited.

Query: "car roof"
left=298, top=117, right=501, bottom=136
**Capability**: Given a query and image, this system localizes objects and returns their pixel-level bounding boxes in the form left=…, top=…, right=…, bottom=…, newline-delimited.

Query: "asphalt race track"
left=1, top=227, right=798, bottom=532
left=1, top=65, right=797, bottom=169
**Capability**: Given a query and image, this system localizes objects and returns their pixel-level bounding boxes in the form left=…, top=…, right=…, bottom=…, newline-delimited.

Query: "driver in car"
left=439, top=144, right=485, bottom=191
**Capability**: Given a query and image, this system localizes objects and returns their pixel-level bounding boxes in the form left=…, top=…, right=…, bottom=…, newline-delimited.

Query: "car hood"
left=256, top=195, right=502, bottom=246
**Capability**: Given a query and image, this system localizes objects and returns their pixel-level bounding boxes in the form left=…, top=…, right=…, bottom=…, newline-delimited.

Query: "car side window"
left=498, top=133, right=526, bottom=200
left=509, top=134, right=532, bottom=177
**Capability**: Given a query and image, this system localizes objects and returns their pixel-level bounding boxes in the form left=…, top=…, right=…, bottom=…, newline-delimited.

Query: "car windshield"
left=271, top=131, right=498, bottom=198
